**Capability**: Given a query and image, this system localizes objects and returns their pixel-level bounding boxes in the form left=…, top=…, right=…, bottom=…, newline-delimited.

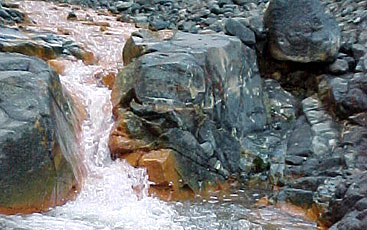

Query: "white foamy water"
left=0, top=1, right=317, bottom=229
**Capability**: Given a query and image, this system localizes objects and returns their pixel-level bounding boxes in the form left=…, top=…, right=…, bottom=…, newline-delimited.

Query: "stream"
left=0, top=1, right=317, bottom=229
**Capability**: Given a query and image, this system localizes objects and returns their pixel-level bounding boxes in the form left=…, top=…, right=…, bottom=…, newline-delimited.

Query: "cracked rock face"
left=0, top=53, right=79, bottom=214
left=109, top=30, right=266, bottom=197
left=264, top=0, right=341, bottom=63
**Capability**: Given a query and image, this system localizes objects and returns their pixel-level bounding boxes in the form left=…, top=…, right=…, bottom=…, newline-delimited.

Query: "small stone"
left=329, top=59, right=349, bottom=74
left=224, top=18, right=255, bottom=45
left=67, top=11, right=77, bottom=21
left=352, top=44, right=366, bottom=60
left=116, top=2, right=133, bottom=12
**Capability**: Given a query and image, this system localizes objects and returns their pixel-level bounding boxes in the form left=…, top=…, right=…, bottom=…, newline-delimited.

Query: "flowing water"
left=0, top=1, right=317, bottom=229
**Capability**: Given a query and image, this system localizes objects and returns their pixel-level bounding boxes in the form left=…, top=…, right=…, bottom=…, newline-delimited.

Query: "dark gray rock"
left=326, top=173, right=367, bottom=229
left=276, top=188, right=314, bottom=208
left=0, top=4, right=24, bottom=25
left=67, top=11, right=77, bottom=20
left=302, top=95, right=340, bottom=156
left=352, top=44, right=366, bottom=60
left=327, top=73, right=367, bottom=117
left=111, top=30, right=266, bottom=191
left=224, top=18, right=256, bottom=46
left=329, top=58, right=349, bottom=74
left=116, top=1, right=133, bottom=12
left=287, top=116, right=313, bottom=158
left=0, top=53, right=78, bottom=213
left=149, top=16, right=169, bottom=31
left=264, top=0, right=341, bottom=63
left=0, top=26, right=89, bottom=61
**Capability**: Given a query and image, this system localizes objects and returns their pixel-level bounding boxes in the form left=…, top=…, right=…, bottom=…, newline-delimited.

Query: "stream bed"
left=0, top=1, right=317, bottom=229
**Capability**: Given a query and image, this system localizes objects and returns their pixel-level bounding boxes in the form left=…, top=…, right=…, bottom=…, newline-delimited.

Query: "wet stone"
left=0, top=52, right=78, bottom=214
left=111, top=30, right=266, bottom=193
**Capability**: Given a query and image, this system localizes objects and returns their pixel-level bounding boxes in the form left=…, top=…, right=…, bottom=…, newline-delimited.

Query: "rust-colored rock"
left=109, top=114, right=150, bottom=157
left=0, top=53, right=81, bottom=215
left=82, top=51, right=97, bottom=65
left=101, top=71, right=116, bottom=89
left=47, top=59, right=66, bottom=75
left=139, top=149, right=194, bottom=200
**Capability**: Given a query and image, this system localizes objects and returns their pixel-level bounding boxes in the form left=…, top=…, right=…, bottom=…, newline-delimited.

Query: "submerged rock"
left=264, top=0, right=341, bottom=63
left=110, top=30, right=266, bottom=198
left=0, top=53, right=80, bottom=214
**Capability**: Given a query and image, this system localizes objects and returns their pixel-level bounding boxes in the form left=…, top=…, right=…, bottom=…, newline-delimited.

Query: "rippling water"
left=0, top=1, right=317, bottom=229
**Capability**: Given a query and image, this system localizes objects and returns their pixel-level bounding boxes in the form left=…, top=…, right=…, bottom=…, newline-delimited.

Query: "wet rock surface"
left=0, top=52, right=79, bottom=214
left=0, top=1, right=24, bottom=25
left=0, top=26, right=93, bottom=62
left=110, top=29, right=266, bottom=197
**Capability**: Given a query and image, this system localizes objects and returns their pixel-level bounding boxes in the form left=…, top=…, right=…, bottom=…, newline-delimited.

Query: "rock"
left=325, top=173, right=367, bottom=229
left=0, top=5, right=24, bottom=25
left=140, top=149, right=194, bottom=200
left=263, top=79, right=298, bottom=123
left=329, top=58, right=349, bottom=74
left=287, top=116, right=313, bottom=158
left=67, top=11, right=77, bottom=20
left=149, top=16, right=169, bottom=31
left=264, top=0, right=341, bottom=63
left=302, top=96, right=340, bottom=155
left=47, top=59, right=66, bottom=75
left=218, top=0, right=233, bottom=8
left=111, top=30, right=266, bottom=194
left=327, top=73, right=367, bottom=117
left=116, top=1, right=133, bottom=12
left=352, top=44, right=366, bottom=60
left=0, top=27, right=90, bottom=62
left=233, top=0, right=248, bottom=6
left=224, top=18, right=256, bottom=46
left=276, top=188, right=314, bottom=208
left=0, top=53, right=80, bottom=214
left=340, top=125, right=367, bottom=171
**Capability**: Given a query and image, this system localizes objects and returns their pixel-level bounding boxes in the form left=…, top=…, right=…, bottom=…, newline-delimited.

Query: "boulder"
left=110, top=30, right=266, bottom=197
left=264, top=0, right=341, bottom=63
left=0, top=53, right=80, bottom=214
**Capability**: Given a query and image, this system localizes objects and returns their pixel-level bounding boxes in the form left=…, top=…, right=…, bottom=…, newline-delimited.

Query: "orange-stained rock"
left=82, top=21, right=110, bottom=27
left=139, top=149, right=180, bottom=187
left=123, top=151, right=144, bottom=167
left=47, top=59, right=66, bottom=75
left=82, top=51, right=97, bottom=65
left=140, top=149, right=195, bottom=200
left=273, top=202, right=326, bottom=228
left=57, top=27, right=71, bottom=35
left=101, top=71, right=115, bottom=89
left=0, top=184, right=79, bottom=215
left=109, top=130, right=149, bottom=157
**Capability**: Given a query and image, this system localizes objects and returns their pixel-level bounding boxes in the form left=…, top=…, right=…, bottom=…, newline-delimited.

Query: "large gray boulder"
left=264, top=0, right=341, bottom=63
left=0, top=53, right=80, bottom=214
left=110, top=30, right=266, bottom=195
